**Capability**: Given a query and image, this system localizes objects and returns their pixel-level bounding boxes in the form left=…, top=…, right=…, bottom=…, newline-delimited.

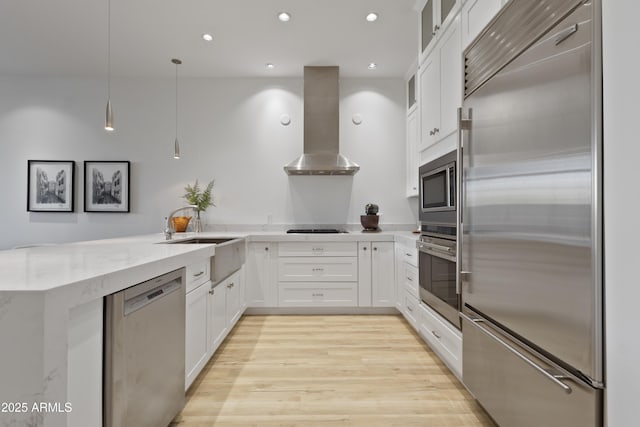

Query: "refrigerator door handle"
left=461, top=312, right=573, bottom=395
left=457, top=108, right=472, bottom=295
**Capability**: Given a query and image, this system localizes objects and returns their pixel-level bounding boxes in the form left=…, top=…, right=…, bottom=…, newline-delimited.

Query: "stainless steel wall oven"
left=418, top=150, right=461, bottom=329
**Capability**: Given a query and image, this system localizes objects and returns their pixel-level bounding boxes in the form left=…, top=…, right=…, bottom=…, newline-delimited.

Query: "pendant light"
left=105, top=0, right=114, bottom=131
left=172, top=58, right=182, bottom=159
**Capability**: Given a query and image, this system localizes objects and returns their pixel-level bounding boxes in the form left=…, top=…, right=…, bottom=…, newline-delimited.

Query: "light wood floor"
left=171, top=314, right=495, bottom=427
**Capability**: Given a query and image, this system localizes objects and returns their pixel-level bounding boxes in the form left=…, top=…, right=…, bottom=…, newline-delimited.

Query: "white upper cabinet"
left=406, top=109, right=419, bottom=197
left=419, top=0, right=461, bottom=60
left=419, top=15, right=462, bottom=150
left=405, top=59, right=419, bottom=198
left=461, top=0, right=507, bottom=49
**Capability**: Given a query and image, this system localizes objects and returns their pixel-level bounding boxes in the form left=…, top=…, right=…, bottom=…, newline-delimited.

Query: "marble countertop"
left=0, top=230, right=420, bottom=293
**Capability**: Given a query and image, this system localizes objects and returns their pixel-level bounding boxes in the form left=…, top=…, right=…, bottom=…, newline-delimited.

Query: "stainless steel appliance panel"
left=461, top=2, right=601, bottom=382
left=418, top=236, right=460, bottom=329
left=462, top=314, right=602, bottom=427
left=419, top=150, right=457, bottom=226
left=104, top=268, right=186, bottom=427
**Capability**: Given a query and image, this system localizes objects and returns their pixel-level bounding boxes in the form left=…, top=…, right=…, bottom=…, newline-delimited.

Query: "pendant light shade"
left=105, top=99, right=114, bottom=131
left=172, top=58, right=182, bottom=159
left=105, top=0, right=114, bottom=132
left=174, top=137, right=180, bottom=159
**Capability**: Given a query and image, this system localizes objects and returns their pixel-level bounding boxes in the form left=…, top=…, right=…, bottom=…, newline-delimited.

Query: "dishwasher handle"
left=123, top=270, right=184, bottom=316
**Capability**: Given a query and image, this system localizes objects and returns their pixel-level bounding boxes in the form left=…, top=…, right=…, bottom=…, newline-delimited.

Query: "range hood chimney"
left=284, top=66, right=360, bottom=175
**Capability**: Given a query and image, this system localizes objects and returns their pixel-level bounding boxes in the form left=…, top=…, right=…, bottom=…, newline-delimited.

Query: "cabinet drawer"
left=278, top=257, right=358, bottom=282
left=419, top=302, right=462, bottom=377
left=402, top=263, right=419, bottom=298
left=402, top=246, right=418, bottom=267
left=278, top=242, right=357, bottom=257
left=403, top=290, right=421, bottom=330
left=185, top=258, right=210, bottom=293
left=278, top=282, right=358, bottom=307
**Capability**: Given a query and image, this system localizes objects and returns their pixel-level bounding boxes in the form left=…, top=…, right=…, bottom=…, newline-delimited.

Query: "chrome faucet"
left=164, top=205, right=198, bottom=240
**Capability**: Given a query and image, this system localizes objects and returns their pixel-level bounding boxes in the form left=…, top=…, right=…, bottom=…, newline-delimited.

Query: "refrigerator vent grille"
left=464, top=0, right=584, bottom=98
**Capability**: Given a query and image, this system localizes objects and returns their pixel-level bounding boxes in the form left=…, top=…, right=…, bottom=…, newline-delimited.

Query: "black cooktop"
left=286, top=228, right=348, bottom=234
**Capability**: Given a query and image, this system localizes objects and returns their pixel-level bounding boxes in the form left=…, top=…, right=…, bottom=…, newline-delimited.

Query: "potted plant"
left=183, top=179, right=215, bottom=232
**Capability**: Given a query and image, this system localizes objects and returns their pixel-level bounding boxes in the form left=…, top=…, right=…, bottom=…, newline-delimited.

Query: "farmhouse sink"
left=165, top=237, right=246, bottom=284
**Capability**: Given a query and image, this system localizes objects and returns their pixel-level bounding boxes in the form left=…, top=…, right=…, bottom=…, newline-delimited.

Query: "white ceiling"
left=1, top=0, right=419, bottom=79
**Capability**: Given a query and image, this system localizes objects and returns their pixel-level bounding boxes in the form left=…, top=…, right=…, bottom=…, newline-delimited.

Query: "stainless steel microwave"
left=419, top=151, right=456, bottom=214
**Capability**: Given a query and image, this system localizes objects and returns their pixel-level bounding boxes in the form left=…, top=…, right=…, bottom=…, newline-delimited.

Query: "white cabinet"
left=418, top=302, right=462, bottom=378
left=245, top=242, right=277, bottom=307
left=278, top=257, right=358, bottom=282
left=406, top=108, right=419, bottom=197
left=419, top=0, right=460, bottom=59
left=184, top=257, right=213, bottom=390
left=419, top=15, right=462, bottom=151
left=461, top=0, right=506, bottom=49
left=209, top=268, right=244, bottom=355
left=277, top=242, right=359, bottom=307
left=207, top=280, right=227, bottom=355
left=358, top=242, right=395, bottom=307
left=225, top=269, right=244, bottom=327
left=185, top=280, right=211, bottom=390
left=278, top=282, right=358, bottom=307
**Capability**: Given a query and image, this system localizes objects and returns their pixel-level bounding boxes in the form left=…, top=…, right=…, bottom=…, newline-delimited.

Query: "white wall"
left=602, top=1, right=639, bottom=425
left=0, top=75, right=416, bottom=249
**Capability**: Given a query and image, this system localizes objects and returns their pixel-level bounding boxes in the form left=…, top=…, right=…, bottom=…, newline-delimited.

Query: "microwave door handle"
left=457, top=107, right=472, bottom=295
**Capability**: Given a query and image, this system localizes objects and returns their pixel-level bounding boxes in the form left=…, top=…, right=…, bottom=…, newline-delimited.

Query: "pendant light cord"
left=175, top=61, right=178, bottom=140
left=107, top=0, right=111, bottom=99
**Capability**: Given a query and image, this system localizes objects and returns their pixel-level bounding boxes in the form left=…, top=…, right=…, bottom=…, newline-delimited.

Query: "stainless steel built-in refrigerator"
left=458, top=1, right=603, bottom=425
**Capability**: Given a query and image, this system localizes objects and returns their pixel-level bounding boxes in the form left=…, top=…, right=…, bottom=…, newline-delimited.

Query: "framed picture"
left=27, top=160, right=75, bottom=212
left=84, top=161, right=130, bottom=213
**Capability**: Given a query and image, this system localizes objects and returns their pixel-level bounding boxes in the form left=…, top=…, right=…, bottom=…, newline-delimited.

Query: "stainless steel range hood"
left=284, top=66, right=360, bottom=175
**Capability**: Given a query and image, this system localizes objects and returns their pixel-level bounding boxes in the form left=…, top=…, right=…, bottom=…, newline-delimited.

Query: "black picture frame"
left=27, top=160, right=75, bottom=212
left=84, top=161, right=130, bottom=213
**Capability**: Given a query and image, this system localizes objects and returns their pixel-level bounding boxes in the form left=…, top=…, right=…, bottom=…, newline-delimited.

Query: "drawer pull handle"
left=406, top=277, right=413, bottom=282
left=265, top=247, right=269, bottom=251
left=407, top=306, right=413, bottom=312
left=209, top=289, right=215, bottom=295
left=312, top=268, right=325, bottom=272
left=405, top=253, right=412, bottom=257
left=431, top=330, right=441, bottom=339
left=312, top=293, right=324, bottom=297
left=461, top=312, right=573, bottom=394
left=193, top=271, right=205, bottom=278
left=312, top=247, right=324, bottom=251
left=373, top=247, right=378, bottom=251
left=227, top=282, right=234, bottom=289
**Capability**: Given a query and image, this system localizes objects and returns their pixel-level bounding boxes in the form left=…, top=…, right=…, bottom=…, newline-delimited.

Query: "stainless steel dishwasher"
left=104, top=268, right=186, bottom=427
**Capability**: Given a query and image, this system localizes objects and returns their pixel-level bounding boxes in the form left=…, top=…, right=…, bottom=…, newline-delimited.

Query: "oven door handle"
left=418, top=243, right=457, bottom=263
left=418, top=241, right=453, bottom=253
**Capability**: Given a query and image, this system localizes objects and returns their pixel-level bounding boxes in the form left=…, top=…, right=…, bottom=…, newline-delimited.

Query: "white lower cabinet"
left=402, top=290, right=421, bottom=330
left=245, top=242, right=278, bottom=307
left=278, top=282, right=358, bottom=307
left=225, top=269, right=244, bottom=327
left=418, top=302, right=462, bottom=378
left=185, top=280, right=211, bottom=390
left=358, top=241, right=396, bottom=307
left=186, top=263, right=245, bottom=390
left=207, top=279, right=228, bottom=356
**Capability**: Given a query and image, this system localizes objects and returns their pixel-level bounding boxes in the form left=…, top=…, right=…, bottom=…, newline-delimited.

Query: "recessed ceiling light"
left=366, top=12, right=379, bottom=22
left=266, top=63, right=275, bottom=69
left=278, top=12, right=291, bottom=22
left=368, top=63, right=377, bottom=70
left=202, top=33, right=214, bottom=42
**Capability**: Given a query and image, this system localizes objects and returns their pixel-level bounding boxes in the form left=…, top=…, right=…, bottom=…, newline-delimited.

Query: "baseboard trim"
left=244, top=307, right=400, bottom=315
